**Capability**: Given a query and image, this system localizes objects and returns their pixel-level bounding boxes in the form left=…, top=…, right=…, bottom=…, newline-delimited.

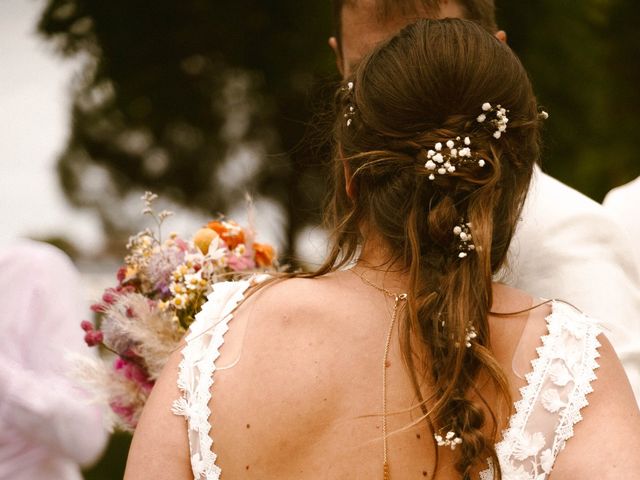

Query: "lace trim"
left=173, top=287, right=601, bottom=480
left=171, top=279, right=254, bottom=480
left=551, top=304, right=601, bottom=451
left=480, top=301, right=602, bottom=480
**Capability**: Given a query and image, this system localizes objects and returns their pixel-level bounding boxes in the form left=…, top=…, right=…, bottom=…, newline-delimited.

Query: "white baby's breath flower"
left=142, top=191, right=158, bottom=204
left=158, top=210, right=174, bottom=221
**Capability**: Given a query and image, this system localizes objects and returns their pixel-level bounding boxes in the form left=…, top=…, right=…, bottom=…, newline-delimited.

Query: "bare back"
left=125, top=271, right=640, bottom=479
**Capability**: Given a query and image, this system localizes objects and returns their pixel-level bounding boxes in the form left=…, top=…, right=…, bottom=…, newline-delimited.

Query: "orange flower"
left=207, top=221, right=245, bottom=249
left=253, top=242, right=275, bottom=267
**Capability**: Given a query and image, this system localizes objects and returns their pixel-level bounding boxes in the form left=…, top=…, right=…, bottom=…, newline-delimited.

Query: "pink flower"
left=81, top=320, right=104, bottom=346
left=116, top=285, right=136, bottom=294
left=80, top=320, right=94, bottom=332
left=102, top=290, right=117, bottom=304
left=84, top=330, right=104, bottom=347
left=116, top=266, right=127, bottom=283
left=90, top=303, right=104, bottom=313
left=175, top=237, right=189, bottom=252
left=228, top=253, right=255, bottom=272
left=109, top=400, right=137, bottom=429
left=114, top=357, right=154, bottom=394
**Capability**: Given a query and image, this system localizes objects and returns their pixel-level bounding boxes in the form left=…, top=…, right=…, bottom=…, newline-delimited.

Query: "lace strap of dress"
left=480, top=300, right=602, bottom=480
left=171, top=278, right=255, bottom=480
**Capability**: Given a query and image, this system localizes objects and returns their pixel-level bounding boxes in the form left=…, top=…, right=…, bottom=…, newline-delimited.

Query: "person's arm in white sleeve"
left=0, top=354, right=107, bottom=466
left=0, top=241, right=108, bottom=466
left=504, top=169, right=640, bottom=402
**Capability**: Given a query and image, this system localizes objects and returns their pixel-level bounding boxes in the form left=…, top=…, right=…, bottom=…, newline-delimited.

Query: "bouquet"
left=77, top=192, right=277, bottom=431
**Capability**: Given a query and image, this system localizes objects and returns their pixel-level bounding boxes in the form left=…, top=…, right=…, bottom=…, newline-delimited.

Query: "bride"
left=124, top=19, right=640, bottom=479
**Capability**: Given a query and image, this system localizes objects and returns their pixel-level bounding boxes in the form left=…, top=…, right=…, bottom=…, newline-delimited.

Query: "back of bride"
left=125, top=19, right=640, bottom=480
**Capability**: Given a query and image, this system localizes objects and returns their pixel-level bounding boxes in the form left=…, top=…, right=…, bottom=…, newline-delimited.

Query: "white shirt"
left=0, top=241, right=108, bottom=480
left=498, top=166, right=640, bottom=401
left=603, top=176, right=640, bottom=269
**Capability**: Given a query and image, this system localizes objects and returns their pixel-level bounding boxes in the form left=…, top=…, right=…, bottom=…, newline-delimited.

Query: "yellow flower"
left=193, top=228, right=219, bottom=255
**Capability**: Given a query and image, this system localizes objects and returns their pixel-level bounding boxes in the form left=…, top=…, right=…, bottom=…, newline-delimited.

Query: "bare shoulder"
left=487, top=283, right=545, bottom=365
left=232, top=272, right=359, bottom=362
left=245, top=273, right=352, bottom=318
left=232, top=273, right=359, bottom=344
left=124, top=343, right=192, bottom=480
left=551, top=333, right=640, bottom=479
left=489, top=284, right=640, bottom=478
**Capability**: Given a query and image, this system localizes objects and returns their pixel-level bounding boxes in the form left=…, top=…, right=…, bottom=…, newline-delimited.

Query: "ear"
left=329, top=36, right=346, bottom=78
left=342, top=158, right=356, bottom=200
left=495, top=30, right=507, bottom=44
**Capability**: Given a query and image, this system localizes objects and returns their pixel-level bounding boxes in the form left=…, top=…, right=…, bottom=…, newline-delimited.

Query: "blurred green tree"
left=38, top=0, right=639, bottom=264
left=38, top=0, right=336, bottom=261
left=497, top=0, right=640, bottom=200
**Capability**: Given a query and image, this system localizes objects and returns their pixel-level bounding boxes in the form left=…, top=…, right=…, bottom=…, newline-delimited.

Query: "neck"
left=356, top=230, right=410, bottom=292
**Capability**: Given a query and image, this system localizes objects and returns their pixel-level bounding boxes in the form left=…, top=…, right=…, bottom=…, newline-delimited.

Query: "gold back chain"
left=351, top=269, right=408, bottom=480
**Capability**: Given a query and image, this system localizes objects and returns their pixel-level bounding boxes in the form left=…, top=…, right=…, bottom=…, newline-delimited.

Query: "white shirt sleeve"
left=603, top=176, right=640, bottom=269
left=499, top=167, right=640, bottom=402
left=0, top=241, right=108, bottom=467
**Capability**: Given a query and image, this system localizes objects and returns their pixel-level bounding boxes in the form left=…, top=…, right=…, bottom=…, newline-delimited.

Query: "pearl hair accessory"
left=342, top=81, right=356, bottom=127
left=476, top=102, right=509, bottom=139
left=424, top=136, right=486, bottom=181
left=453, top=221, right=475, bottom=258
left=435, top=430, right=463, bottom=450
left=453, top=324, right=479, bottom=349
left=465, top=325, right=478, bottom=348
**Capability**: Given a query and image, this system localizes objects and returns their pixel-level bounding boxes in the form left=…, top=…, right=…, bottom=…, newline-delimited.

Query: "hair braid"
left=307, top=18, right=542, bottom=478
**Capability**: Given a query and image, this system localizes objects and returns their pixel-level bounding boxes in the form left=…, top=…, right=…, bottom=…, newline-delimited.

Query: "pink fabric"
left=0, top=241, right=108, bottom=480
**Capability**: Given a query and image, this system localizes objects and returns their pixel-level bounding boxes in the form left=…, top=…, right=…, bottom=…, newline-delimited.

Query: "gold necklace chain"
left=351, top=269, right=407, bottom=480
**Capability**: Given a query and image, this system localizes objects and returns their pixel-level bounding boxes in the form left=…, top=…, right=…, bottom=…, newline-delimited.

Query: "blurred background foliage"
left=34, top=1, right=638, bottom=476
left=37, top=0, right=639, bottom=265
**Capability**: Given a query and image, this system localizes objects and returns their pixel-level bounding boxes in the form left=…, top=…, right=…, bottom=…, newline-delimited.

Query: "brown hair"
left=319, top=18, right=540, bottom=478
left=332, top=0, right=498, bottom=41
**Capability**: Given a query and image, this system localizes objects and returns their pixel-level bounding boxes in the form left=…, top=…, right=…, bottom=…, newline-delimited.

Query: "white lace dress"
left=172, top=280, right=602, bottom=480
